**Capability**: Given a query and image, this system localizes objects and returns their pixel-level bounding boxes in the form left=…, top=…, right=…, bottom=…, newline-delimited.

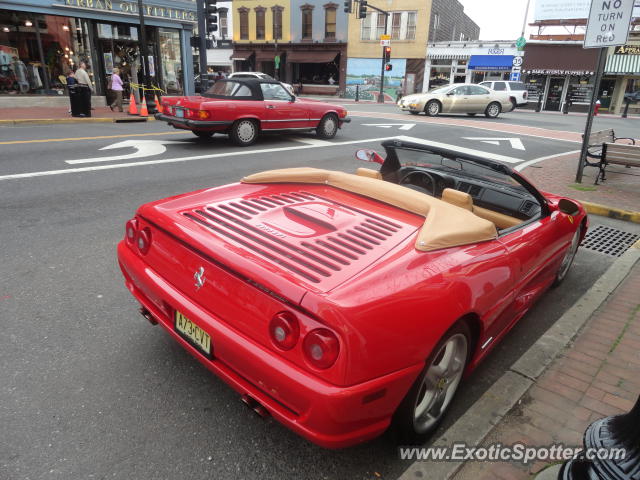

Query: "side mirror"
left=355, top=149, right=384, bottom=165
left=558, top=198, right=580, bottom=216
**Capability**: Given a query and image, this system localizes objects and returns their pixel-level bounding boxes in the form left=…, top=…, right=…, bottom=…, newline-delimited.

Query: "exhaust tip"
left=139, top=307, right=158, bottom=325
left=240, top=394, right=270, bottom=418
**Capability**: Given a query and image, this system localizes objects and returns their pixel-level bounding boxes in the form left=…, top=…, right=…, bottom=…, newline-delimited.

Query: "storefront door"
left=545, top=77, right=565, bottom=111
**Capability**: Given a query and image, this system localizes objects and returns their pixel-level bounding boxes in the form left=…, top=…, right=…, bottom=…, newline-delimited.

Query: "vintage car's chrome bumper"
left=154, top=113, right=232, bottom=129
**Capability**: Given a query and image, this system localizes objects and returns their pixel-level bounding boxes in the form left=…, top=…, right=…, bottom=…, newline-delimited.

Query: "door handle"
left=266, top=105, right=276, bottom=109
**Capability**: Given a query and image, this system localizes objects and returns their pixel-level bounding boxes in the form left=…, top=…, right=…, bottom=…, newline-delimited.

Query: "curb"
left=398, top=239, right=640, bottom=480
left=581, top=200, right=640, bottom=224
left=0, top=117, right=153, bottom=126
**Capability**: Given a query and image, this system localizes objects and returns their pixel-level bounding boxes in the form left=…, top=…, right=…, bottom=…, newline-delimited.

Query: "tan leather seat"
left=441, top=188, right=473, bottom=211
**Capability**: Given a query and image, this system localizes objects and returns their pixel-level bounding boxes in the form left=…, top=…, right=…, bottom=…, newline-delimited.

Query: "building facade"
left=346, top=0, right=431, bottom=100
left=603, top=41, right=640, bottom=114
left=205, top=1, right=233, bottom=73
left=424, top=40, right=519, bottom=92
left=428, top=0, right=479, bottom=43
left=231, top=0, right=347, bottom=92
left=0, top=0, right=196, bottom=106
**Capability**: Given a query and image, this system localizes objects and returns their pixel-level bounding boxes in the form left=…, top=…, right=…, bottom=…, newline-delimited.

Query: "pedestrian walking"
left=109, top=67, right=124, bottom=112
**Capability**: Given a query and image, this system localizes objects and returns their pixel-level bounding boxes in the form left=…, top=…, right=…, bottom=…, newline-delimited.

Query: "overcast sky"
left=458, top=0, right=535, bottom=40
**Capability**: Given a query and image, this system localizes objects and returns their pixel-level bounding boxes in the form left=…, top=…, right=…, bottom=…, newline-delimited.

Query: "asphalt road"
left=2, top=108, right=639, bottom=480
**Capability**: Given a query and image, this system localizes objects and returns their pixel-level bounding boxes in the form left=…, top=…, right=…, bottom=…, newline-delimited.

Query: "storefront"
left=424, top=41, right=519, bottom=92
left=604, top=43, right=640, bottom=115
left=206, top=39, right=232, bottom=75
left=0, top=0, right=196, bottom=106
left=521, top=42, right=599, bottom=112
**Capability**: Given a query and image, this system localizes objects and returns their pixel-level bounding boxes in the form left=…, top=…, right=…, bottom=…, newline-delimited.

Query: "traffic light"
left=343, top=0, right=352, bottom=13
left=384, top=46, right=391, bottom=63
left=357, top=0, right=367, bottom=19
left=385, top=63, right=393, bottom=71
left=206, top=1, right=218, bottom=34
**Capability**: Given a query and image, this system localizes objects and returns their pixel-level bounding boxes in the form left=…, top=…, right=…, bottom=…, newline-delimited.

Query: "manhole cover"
left=580, top=225, right=640, bottom=257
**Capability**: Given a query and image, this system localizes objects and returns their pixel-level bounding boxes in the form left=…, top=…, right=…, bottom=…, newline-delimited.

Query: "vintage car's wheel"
left=553, top=226, right=582, bottom=287
left=230, top=119, right=258, bottom=146
left=485, top=102, right=502, bottom=118
left=393, top=321, right=471, bottom=444
left=316, top=113, right=339, bottom=139
left=192, top=131, right=214, bottom=139
left=425, top=100, right=441, bottom=117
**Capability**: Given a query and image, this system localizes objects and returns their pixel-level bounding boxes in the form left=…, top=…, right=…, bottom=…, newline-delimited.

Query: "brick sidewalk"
left=0, top=106, right=131, bottom=121
left=454, top=260, right=640, bottom=480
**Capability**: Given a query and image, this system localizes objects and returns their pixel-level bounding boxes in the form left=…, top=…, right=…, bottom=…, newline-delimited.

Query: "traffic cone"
left=139, top=95, right=148, bottom=117
left=154, top=93, right=163, bottom=113
left=127, top=92, right=138, bottom=115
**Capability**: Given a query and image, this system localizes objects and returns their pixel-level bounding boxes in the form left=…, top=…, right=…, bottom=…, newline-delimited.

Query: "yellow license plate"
left=175, top=310, right=212, bottom=358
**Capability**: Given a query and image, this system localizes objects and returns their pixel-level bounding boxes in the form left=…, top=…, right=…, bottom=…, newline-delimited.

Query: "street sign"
left=516, top=36, right=526, bottom=51
left=380, top=34, right=391, bottom=40
left=380, top=39, right=391, bottom=46
left=584, top=0, right=635, bottom=48
left=512, top=56, right=523, bottom=67
left=510, top=72, right=522, bottom=81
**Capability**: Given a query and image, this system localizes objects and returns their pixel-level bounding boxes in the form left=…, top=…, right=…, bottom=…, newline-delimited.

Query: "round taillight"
left=269, top=312, right=299, bottom=350
left=303, top=329, right=339, bottom=369
left=125, top=219, right=138, bottom=244
left=136, top=227, right=152, bottom=255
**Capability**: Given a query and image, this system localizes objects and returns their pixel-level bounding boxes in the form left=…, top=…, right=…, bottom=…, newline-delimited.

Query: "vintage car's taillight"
left=269, top=312, right=299, bottom=350
left=125, top=219, right=138, bottom=245
left=136, top=227, right=152, bottom=255
left=303, top=329, right=339, bottom=369
left=197, top=110, right=210, bottom=120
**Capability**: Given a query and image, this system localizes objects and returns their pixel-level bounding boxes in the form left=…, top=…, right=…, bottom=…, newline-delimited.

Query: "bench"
left=594, top=143, right=640, bottom=184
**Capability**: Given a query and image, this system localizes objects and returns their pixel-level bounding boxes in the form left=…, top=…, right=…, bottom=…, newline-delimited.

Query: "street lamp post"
left=137, top=0, right=156, bottom=113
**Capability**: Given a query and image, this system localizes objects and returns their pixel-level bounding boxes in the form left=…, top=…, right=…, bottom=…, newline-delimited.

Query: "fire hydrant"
left=594, top=99, right=601, bottom=116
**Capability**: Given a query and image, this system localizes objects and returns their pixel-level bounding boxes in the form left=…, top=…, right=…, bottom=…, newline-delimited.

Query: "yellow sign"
left=380, top=34, right=391, bottom=40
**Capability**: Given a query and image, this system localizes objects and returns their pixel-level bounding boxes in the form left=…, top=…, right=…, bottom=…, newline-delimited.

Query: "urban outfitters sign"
left=61, top=0, right=196, bottom=22
left=584, top=0, right=635, bottom=48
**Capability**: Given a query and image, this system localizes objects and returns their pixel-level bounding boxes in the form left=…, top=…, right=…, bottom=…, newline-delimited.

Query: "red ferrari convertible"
left=117, top=137, right=587, bottom=448
left=155, top=78, right=350, bottom=146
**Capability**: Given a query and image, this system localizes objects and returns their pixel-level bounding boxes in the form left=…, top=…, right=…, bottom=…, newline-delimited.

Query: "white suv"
left=479, top=81, right=528, bottom=110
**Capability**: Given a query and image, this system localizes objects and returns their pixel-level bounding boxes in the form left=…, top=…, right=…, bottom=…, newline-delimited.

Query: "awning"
left=467, top=55, right=514, bottom=71
left=522, top=44, right=599, bottom=75
left=287, top=51, right=339, bottom=63
left=255, top=50, right=284, bottom=62
left=605, top=54, right=640, bottom=74
left=207, top=48, right=233, bottom=66
left=230, top=50, right=254, bottom=61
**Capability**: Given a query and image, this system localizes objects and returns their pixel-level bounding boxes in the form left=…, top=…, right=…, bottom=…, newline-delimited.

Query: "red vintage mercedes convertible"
left=155, top=78, right=350, bottom=146
left=117, top=137, right=588, bottom=448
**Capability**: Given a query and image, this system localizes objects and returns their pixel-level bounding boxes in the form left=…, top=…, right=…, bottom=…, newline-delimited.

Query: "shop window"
left=324, top=5, right=337, bottom=39
left=391, top=13, right=401, bottom=40
left=238, top=8, right=249, bottom=40
left=301, top=5, right=314, bottom=40
left=272, top=6, right=283, bottom=40
left=255, top=7, right=266, bottom=40
left=360, top=16, right=372, bottom=40
left=218, top=9, right=228, bottom=39
left=406, top=12, right=416, bottom=40
left=158, top=28, right=183, bottom=95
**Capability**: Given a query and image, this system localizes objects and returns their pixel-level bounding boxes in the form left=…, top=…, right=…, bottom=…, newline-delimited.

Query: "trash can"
left=69, top=84, right=91, bottom=117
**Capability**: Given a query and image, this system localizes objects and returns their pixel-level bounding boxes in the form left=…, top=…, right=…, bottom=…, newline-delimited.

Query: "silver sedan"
left=398, top=84, right=512, bottom=118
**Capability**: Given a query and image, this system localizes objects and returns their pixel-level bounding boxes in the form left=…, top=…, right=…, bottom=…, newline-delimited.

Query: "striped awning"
left=605, top=54, right=640, bottom=74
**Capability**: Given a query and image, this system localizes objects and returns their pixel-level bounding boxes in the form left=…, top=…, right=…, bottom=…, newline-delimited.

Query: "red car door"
left=260, top=83, right=309, bottom=130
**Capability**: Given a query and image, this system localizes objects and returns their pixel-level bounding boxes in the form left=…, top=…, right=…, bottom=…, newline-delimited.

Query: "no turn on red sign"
left=584, top=0, right=635, bottom=48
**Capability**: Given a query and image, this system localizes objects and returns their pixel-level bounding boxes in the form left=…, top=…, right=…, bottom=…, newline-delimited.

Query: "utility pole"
left=137, top=0, right=156, bottom=113
left=197, top=0, right=208, bottom=80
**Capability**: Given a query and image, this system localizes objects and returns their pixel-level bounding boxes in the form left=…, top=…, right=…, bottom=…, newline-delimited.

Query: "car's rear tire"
left=425, top=100, right=441, bottom=117
left=485, top=102, right=501, bottom=118
left=230, top=119, right=258, bottom=146
left=316, top=113, right=339, bottom=139
left=392, top=321, right=471, bottom=445
left=510, top=98, right=517, bottom=112
left=553, top=226, right=582, bottom=287
left=192, top=131, right=214, bottom=139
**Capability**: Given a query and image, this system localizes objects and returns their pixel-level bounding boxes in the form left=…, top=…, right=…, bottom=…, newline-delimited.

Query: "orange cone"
left=139, top=95, right=148, bottom=117
left=154, top=93, right=163, bottom=113
left=127, top=92, right=138, bottom=115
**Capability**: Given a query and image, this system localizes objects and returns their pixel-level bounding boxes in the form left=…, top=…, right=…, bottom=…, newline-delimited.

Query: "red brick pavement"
left=455, top=261, right=640, bottom=479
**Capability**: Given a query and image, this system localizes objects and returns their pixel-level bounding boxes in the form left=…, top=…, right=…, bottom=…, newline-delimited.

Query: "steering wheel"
left=399, top=170, right=437, bottom=196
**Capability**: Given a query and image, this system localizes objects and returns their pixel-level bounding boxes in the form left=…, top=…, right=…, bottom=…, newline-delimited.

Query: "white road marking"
left=463, top=137, right=526, bottom=151
left=392, top=136, right=523, bottom=163
left=288, top=137, right=333, bottom=146
left=0, top=137, right=397, bottom=181
left=66, top=139, right=185, bottom=164
left=515, top=150, right=581, bottom=171
left=362, top=123, right=416, bottom=131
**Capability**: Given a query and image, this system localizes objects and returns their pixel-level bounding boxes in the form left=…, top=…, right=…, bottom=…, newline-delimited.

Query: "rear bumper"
left=117, top=241, right=421, bottom=448
left=154, top=113, right=232, bottom=130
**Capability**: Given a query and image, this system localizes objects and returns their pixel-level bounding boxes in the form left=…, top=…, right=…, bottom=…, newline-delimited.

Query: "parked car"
left=156, top=78, right=350, bottom=146
left=229, top=71, right=295, bottom=96
left=479, top=80, right=528, bottom=110
left=117, top=136, right=587, bottom=448
left=397, top=84, right=512, bottom=118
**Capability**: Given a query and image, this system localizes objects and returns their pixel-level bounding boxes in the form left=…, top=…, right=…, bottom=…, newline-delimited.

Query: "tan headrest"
left=356, top=167, right=382, bottom=180
left=442, top=188, right=473, bottom=211
left=242, top=168, right=497, bottom=252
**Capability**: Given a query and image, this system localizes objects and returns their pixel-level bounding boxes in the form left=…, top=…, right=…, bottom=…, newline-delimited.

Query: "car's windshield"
left=394, top=147, right=525, bottom=191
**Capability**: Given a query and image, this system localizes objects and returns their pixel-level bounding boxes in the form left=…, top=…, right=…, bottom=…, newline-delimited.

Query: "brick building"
left=428, top=0, right=479, bottom=43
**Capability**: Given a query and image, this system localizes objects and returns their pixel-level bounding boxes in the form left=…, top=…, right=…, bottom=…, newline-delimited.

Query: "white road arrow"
left=66, top=139, right=185, bottom=165
left=463, top=137, right=526, bottom=151
left=362, top=123, right=416, bottom=131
